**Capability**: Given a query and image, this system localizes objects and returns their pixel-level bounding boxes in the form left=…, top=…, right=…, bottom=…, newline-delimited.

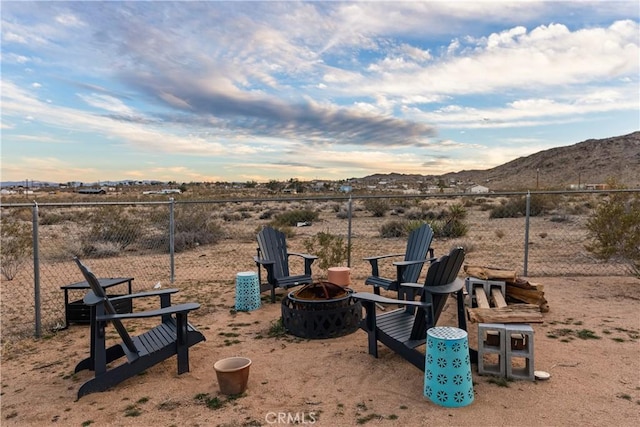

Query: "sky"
left=1, top=1, right=639, bottom=184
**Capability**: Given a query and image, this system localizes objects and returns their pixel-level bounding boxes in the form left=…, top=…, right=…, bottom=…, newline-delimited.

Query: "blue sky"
left=1, top=1, right=639, bottom=184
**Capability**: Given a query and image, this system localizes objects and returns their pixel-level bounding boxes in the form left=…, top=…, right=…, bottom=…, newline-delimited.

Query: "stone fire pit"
left=281, top=282, right=362, bottom=339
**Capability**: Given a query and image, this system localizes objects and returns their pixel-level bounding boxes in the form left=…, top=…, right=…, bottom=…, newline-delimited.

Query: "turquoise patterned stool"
left=235, top=271, right=261, bottom=311
left=424, top=326, right=474, bottom=407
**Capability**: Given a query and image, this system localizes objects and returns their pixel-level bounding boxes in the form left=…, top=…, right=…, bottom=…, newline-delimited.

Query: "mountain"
left=364, top=131, right=640, bottom=191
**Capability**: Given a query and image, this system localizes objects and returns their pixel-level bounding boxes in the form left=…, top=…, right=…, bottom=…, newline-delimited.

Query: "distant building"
left=468, top=185, right=490, bottom=194
left=78, top=188, right=106, bottom=194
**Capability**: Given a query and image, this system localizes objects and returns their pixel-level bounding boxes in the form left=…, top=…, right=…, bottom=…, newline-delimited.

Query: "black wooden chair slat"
left=73, top=257, right=206, bottom=399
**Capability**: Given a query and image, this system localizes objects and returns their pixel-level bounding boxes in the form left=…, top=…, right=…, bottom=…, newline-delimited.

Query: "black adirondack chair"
left=254, top=226, right=318, bottom=303
left=353, top=247, right=472, bottom=371
left=364, top=222, right=435, bottom=298
left=73, top=257, right=205, bottom=399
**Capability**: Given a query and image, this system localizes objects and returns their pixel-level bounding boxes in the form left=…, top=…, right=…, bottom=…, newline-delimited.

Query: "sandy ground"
left=1, top=273, right=639, bottom=427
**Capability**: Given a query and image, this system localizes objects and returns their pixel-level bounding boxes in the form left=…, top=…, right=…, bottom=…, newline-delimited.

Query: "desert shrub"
left=81, top=241, right=121, bottom=258
left=568, top=203, right=589, bottom=215
left=550, top=215, right=570, bottom=223
left=84, top=206, right=142, bottom=251
left=364, top=198, right=390, bottom=217
left=489, top=195, right=549, bottom=218
left=38, top=210, right=66, bottom=225
left=406, top=220, right=427, bottom=234
left=173, top=206, right=224, bottom=252
left=40, top=208, right=86, bottom=225
left=379, top=220, right=409, bottom=238
left=586, top=186, right=640, bottom=277
left=336, top=209, right=350, bottom=219
left=431, top=204, right=468, bottom=238
left=303, top=231, right=350, bottom=270
left=272, top=209, right=318, bottom=227
left=10, top=207, right=32, bottom=222
left=405, top=207, right=428, bottom=220
left=0, top=216, right=32, bottom=280
left=221, top=211, right=243, bottom=222
left=259, top=210, right=274, bottom=220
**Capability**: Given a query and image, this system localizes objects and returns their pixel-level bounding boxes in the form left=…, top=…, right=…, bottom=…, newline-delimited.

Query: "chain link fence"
left=1, top=190, right=636, bottom=340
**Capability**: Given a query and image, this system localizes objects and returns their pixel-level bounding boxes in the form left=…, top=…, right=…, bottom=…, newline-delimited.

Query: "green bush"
left=85, top=206, right=143, bottom=251
left=272, top=209, right=318, bottom=227
left=586, top=186, right=640, bottom=277
left=303, top=231, right=350, bottom=270
left=0, top=217, right=32, bottom=280
left=431, top=204, right=468, bottom=238
left=364, top=198, right=390, bottom=217
left=379, top=220, right=409, bottom=238
left=489, top=195, right=548, bottom=218
left=173, top=206, right=224, bottom=252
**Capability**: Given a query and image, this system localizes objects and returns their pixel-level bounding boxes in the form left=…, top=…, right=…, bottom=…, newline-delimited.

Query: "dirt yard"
left=1, top=271, right=639, bottom=426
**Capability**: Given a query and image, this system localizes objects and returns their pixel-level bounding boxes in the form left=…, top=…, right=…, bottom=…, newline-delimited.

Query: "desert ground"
left=1, top=271, right=639, bottom=426
left=1, top=196, right=639, bottom=426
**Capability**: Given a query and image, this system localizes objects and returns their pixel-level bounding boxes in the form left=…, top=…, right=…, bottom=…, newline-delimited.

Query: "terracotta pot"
left=214, top=357, right=252, bottom=395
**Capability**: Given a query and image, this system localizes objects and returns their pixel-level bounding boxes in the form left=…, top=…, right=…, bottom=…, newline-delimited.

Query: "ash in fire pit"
left=281, top=282, right=362, bottom=339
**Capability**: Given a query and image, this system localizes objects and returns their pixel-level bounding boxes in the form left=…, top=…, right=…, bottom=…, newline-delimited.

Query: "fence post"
left=169, top=198, right=175, bottom=283
left=32, top=202, right=42, bottom=338
left=523, top=192, right=530, bottom=276
left=347, top=195, right=353, bottom=267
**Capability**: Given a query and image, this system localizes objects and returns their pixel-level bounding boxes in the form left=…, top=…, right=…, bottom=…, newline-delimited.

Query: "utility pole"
left=536, top=168, right=539, bottom=190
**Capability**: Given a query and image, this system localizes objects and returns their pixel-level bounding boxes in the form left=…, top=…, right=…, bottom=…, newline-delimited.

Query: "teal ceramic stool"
left=424, top=326, right=474, bottom=407
left=235, top=271, right=261, bottom=311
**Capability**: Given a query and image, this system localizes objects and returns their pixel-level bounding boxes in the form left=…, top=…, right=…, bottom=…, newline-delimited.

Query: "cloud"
left=1, top=1, right=637, bottom=183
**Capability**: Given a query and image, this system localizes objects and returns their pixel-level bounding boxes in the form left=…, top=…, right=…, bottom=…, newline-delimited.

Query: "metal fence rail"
left=1, top=190, right=636, bottom=340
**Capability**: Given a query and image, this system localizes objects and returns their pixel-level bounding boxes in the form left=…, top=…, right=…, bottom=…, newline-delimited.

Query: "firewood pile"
left=463, top=265, right=549, bottom=324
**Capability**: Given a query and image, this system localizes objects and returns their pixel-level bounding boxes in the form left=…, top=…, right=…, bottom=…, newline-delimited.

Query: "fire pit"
left=281, top=282, right=362, bottom=339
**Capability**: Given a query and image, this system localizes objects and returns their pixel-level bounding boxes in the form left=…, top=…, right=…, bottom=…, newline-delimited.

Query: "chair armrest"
left=400, top=282, right=423, bottom=289
left=287, top=252, right=318, bottom=260
left=288, top=253, right=317, bottom=275
left=400, top=279, right=464, bottom=298
left=254, top=257, right=275, bottom=266
left=109, top=288, right=179, bottom=303
left=97, top=303, right=200, bottom=321
left=363, top=253, right=403, bottom=277
left=352, top=292, right=431, bottom=308
left=422, top=278, right=465, bottom=295
left=393, top=257, right=436, bottom=267
left=83, top=288, right=179, bottom=306
left=363, top=253, right=403, bottom=262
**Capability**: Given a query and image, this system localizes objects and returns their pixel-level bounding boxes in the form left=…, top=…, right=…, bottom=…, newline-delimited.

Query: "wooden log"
left=506, top=277, right=543, bottom=291
left=464, top=265, right=517, bottom=281
left=467, top=304, right=544, bottom=324
left=506, top=285, right=548, bottom=308
left=491, top=287, right=508, bottom=308
left=474, top=287, right=490, bottom=308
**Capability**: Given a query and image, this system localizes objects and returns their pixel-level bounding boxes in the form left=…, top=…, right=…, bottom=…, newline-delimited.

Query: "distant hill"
left=363, top=131, right=640, bottom=191
left=3, top=132, right=638, bottom=192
